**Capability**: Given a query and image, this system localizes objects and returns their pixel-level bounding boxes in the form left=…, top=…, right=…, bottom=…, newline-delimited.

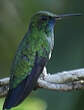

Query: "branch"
left=0, top=68, right=84, bottom=97
left=0, top=78, right=9, bottom=97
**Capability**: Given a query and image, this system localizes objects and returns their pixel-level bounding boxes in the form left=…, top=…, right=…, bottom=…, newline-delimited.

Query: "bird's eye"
left=40, top=16, right=47, bottom=21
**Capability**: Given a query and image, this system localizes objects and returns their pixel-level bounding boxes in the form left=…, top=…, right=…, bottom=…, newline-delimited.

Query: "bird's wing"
left=3, top=51, right=48, bottom=109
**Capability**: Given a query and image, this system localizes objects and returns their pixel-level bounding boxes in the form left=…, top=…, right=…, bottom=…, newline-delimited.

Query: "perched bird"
left=3, top=11, right=81, bottom=110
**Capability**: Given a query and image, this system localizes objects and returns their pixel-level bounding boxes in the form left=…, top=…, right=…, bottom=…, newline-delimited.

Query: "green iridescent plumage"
left=3, top=11, right=55, bottom=110
left=3, top=11, right=81, bottom=110
left=9, top=11, right=56, bottom=89
left=10, top=28, right=51, bottom=88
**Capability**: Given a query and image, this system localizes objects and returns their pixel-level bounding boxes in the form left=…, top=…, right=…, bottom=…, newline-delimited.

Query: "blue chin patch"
left=47, top=19, right=55, bottom=31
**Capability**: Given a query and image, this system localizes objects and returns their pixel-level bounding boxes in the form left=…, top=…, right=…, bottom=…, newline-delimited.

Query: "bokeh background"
left=0, top=0, right=84, bottom=110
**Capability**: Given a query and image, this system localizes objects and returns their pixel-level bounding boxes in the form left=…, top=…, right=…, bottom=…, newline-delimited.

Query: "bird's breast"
left=46, top=31, right=54, bottom=59
left=46, top=32, right=54, bottom=50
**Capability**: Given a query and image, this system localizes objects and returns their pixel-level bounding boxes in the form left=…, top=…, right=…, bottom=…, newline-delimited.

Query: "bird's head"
left=29, top=11, right=82, bottom=34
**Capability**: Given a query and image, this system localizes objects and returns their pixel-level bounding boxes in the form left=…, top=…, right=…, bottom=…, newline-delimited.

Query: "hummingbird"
left=3, top=11, right=81, bottom=110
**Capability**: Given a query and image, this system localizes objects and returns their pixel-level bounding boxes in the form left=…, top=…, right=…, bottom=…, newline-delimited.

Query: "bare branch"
left=0, top=68, right=84, bottom=97
left=43, top=68, right=84, bottom=83
left=0, top=78, right=9, bottom=86
left=38, top=79, right=84, bottom=91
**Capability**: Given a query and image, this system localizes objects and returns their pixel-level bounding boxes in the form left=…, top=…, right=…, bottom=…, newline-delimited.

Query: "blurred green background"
left=0, top=0, right=84, bottom=110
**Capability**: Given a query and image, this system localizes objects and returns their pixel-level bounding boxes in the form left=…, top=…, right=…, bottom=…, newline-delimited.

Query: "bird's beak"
left=54, top=13, right=82, bottom=20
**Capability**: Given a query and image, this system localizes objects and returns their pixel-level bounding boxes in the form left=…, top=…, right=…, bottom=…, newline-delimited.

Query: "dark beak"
left=55, top=13, right=83, bottom=20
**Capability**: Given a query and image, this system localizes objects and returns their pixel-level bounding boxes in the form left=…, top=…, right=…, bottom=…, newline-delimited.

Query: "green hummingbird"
left=3, top=11, right=81, bottom=110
